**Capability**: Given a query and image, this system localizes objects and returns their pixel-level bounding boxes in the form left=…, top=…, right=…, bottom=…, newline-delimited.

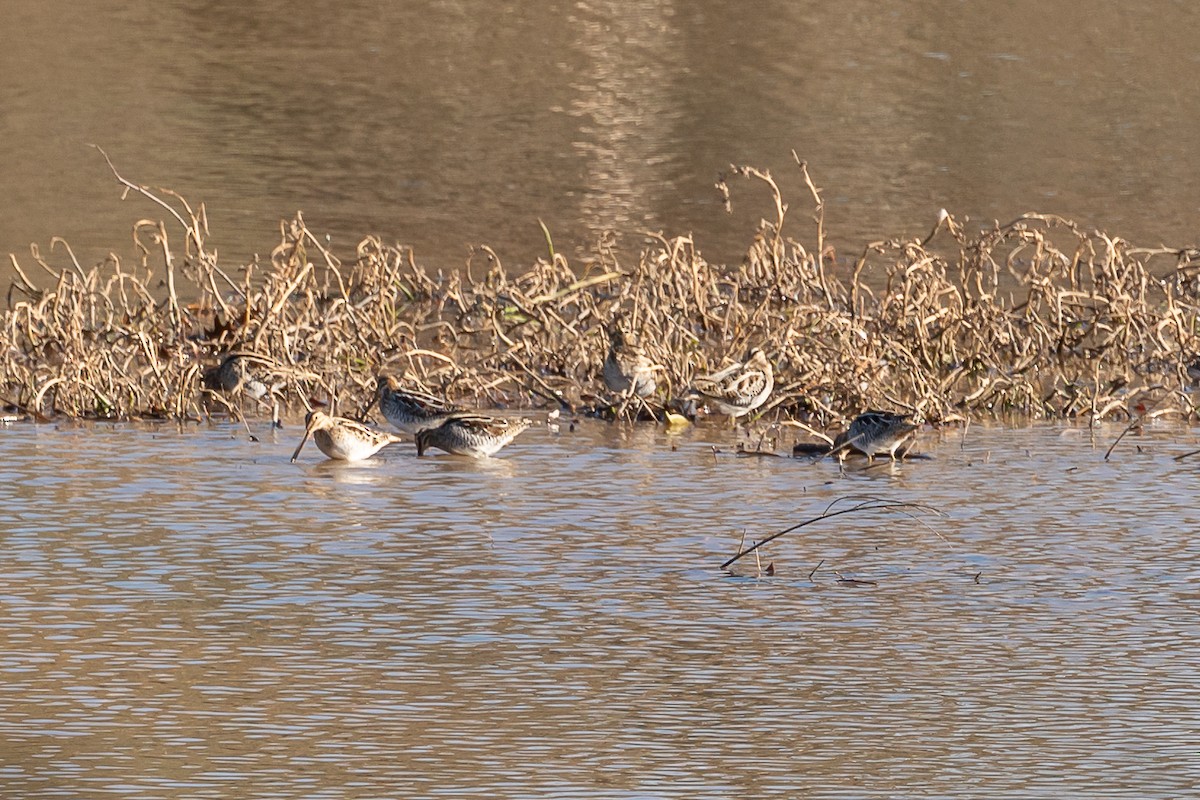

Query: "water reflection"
left=5, top=2, right=1200, bottom=275
left=567, top=0, right=685, bottom=239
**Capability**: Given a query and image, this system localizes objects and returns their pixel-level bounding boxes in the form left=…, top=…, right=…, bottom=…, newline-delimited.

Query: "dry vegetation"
left=4, top=153, right=1200, bottom=429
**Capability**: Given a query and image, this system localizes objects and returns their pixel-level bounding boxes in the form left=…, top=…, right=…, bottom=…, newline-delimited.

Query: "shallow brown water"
left=3, top=1, right=1200, bottom=273
left=1, top=417, right=1199, bottom=797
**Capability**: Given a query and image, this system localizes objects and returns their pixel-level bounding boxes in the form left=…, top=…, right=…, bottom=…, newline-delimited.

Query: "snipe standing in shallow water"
left=291, top=410, right=404, bottom=462
left=375, top=375, right=462, bottom=435
left=833, top=410, right=920, bottom=463
left=691, top=347, right=774, bottom=421
left=415, top=413, right=531, bottom=458
left=602, top=327, right=657, bottom=399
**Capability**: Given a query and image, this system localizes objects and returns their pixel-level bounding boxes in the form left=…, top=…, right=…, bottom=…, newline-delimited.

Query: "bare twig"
left=721, top=497, right=946, bottom=570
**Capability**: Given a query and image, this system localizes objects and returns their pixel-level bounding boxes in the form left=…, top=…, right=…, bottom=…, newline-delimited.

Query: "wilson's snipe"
left=833, top=410, right=920, bottom=462
left=415, top=413, right=531, bottom=458
left=203, top=352, right=283, bottom=422
left=291, top=410, right=404, bottom=462
left=375, top=375, right=461, bottom=435
left=204, top=352, right=276, bottom=398
left=602, top=327, right=657, bottom=398
left=692, top=347, right=774, bottom=420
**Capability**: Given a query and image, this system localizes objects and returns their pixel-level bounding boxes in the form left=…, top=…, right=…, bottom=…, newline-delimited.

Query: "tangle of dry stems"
left=5, top=155, right=1200, bottom=429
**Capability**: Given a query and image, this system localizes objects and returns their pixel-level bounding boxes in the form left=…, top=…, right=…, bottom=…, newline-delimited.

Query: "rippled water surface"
left=1, top=417, right=1198, bottom=797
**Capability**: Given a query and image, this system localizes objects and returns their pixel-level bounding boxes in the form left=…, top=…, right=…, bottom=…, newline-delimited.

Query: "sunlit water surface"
left=1, top=418, right=1198, bottom=798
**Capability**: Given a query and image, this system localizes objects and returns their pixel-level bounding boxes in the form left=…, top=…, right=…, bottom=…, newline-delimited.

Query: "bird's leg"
left=614, top=391, right=632, bottom=422
left=634, top=393, right=656, bottom=422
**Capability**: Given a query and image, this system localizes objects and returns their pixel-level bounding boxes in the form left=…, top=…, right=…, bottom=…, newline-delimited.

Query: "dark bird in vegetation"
left=203, top=352, right=284, bottom=424
left=1187, top=359, right=1200, bottom=383
left=204, top=352, right=277, bottom=400
left=602, top=326, right=657, bottom=399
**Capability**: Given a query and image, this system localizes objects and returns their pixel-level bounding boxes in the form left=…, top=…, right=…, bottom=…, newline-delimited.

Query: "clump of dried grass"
left=4, top=153, right=1200, bottom=428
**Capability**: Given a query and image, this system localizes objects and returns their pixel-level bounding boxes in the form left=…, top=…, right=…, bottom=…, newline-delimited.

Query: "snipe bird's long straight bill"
left=290, top=415, right=318, bottom=462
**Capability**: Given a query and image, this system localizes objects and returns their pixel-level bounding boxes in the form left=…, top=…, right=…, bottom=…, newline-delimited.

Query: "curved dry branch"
left=720, top=496, right=947, bottom=570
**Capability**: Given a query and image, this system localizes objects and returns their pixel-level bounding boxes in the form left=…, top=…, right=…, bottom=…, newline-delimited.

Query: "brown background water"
left=1, top=417, right=1200, bottom=797
left=2, top=0, right=1200, bottom=275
